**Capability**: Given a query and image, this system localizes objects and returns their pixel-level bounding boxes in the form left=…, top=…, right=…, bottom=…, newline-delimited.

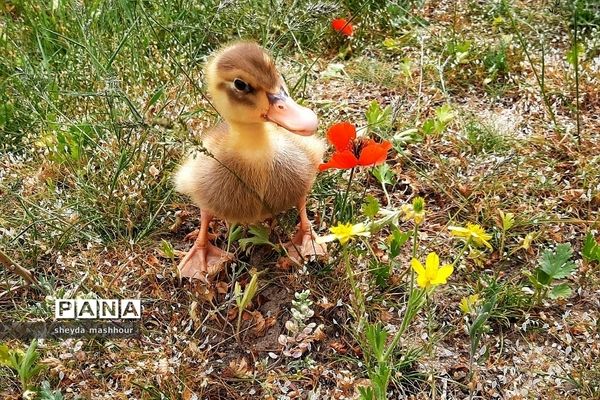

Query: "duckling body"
left=174, top=42, right=326, bottom=280
left=175, top=122, right=325, bottom=224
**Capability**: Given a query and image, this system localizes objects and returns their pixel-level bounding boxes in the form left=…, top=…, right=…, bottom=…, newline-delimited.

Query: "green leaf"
left=19, top=339, right=41, bottom=386
left=539, top=243, right=576, bottom=279
left=371, top=363, right=391, bottom=396
left=582, top=233, right=600, bottom=262
left=531, top=268, right=552, bottom=286
left=362, top=195, right=380, bottom=218
left=146, top=86, right=165, bottom=110
left=365, top=100, right=392, bottom=132
left=228, top=224, right=244, bottom=243
left=566, top=42, right=584, bottom=67
left=435, top=104, right=455, bottom=124
left=371, top=259, right=390, bottom=287
left=358, top=386, right=374, bottom=400
left=39, top=381, right=64, bottom=400
left=160, top=239, right=175, bottom=258
left=549, top=283, right=572, bottom=299
left=499, top=210, right=514, bottom=231
left=238, top=225, right=275, bottom=252
left=421, top=118, right=436, bottom=135
left=365, top=323, right=388, bottom=362
left=388, top=227, right=410, bottom=258
left=371, top=163, right=395, bottom=186
left=0, top=344, right=11, bottom=367
left=236, top=270, right=261, bottom=311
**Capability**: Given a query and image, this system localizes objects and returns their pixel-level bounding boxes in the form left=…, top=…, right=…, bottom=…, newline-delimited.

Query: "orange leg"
left=284, top=197, right=327, bottom=263
left=178, top=211, right=233, bottom=281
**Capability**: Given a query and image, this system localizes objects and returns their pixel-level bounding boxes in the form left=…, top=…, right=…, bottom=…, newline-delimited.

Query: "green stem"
left=409, top=223, right=419, bottom=293
left=508, top=13, right=559, bottom=130
left=383, top=288, right=426, bottom=361
left=382, top=182, right=391, bottom=207
left=572, top=1, right=581, bottom=145
left=499, top=229, right=506, bottom=261
left=452, top=239, right=471, bottom=268
left=339, top=167, right=355, bottom=222
left=343, top=245, right=365, bottom=330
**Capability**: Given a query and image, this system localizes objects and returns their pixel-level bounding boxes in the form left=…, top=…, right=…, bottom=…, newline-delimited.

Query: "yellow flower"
left=459, top=294, right=480, bottom=314
left=411, top=252, right=454, bottom=289
left=317, top=222, right=370, bottom=245
left=521, top=232, right=534, bottom=250
left=448, top=223, right=493, bottom=249
left=401, top=197, right=425, bottom=224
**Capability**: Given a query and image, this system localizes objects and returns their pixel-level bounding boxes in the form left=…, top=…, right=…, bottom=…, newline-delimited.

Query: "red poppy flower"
left=331, top=18, right=353, bottom=37
left=319, top=122, right=392, bottom=171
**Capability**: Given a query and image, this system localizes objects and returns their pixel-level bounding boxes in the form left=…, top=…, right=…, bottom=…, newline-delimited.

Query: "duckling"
left=174, top=42, right=326, bottom=280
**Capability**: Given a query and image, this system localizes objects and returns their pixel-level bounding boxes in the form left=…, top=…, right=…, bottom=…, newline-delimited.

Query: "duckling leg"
left=178, top=211, right=233, bottom=281
left=283, top=198, right=327, bottom=263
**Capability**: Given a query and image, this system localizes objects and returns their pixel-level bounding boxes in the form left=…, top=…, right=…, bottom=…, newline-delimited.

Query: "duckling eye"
left=233, top=79, right=252, bottom=93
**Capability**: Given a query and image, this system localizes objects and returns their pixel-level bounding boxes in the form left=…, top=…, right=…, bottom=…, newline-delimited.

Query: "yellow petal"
left=431, top=264, right=454, bottom=285
left=411, top=258, right=425, bottom=276
left=416, top=274, right=430, bottom=289
left=459, top=297, right=469, bottom=314
left=338, top=236, right=350, bottom=245
left=449, top=226, right=469, bottom=236
left=425, top=252, right=440, bottom=273
left=351, top=223, right=366, bottom=233
left=316, top=234, right=337, bottom=244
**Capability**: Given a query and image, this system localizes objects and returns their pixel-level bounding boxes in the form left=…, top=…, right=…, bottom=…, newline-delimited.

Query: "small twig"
left=0, top=249, right=38, bottom=285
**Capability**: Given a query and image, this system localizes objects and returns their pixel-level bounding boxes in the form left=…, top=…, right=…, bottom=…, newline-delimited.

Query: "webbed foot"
left=283, top=228, right=327, bottom=264
left=178, top=242, right=233, bottom=281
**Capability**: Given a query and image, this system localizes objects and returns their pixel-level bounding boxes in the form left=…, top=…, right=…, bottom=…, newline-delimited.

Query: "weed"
left=0, top=340, right=43, bottom=393
left=526, top=243, right=578, bottom=303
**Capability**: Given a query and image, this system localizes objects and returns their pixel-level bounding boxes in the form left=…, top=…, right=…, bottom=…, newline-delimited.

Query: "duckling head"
left=206, top=42, right=318, bottom=135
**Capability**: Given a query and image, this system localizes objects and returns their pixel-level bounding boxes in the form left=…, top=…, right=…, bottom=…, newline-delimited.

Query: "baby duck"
left=175, top=42, right=326, bottom=280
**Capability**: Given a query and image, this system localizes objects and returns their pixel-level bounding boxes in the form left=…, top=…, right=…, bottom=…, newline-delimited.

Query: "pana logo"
left=55, top=299, right=142, bottom=320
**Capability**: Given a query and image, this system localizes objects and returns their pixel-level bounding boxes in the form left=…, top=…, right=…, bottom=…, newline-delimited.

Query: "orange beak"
left=265, top=90, right=318, bottom=136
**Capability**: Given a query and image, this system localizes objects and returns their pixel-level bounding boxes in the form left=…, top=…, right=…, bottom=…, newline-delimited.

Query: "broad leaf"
left=538, top=243, right=576, bottom=279
left=365, top=100, right=392, bottom=132
left=549, top=283, right=572, bottom=299
left=435, top=104, right=455, bottom=124
left=362, top=195, right=380, bottom=218
left=239, top=225, right=275, bottom=252
left=371, top=259, right=391, bottom=287
left=372, top=164, right=395, bottom=186
left=39, top=381, right=64, bottom=400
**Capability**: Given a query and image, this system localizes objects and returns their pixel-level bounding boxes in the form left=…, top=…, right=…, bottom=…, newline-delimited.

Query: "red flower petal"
left=357, top=140, right=392, bottom=166
left=331, top=18, right=353, bottom=37
left=319, top=150, right=359, bottom=171
left=341, top=24, right=353, bottom=36
left=326, top=122, right=356, bottom=152
left=331, top=18, right=347, bottom=31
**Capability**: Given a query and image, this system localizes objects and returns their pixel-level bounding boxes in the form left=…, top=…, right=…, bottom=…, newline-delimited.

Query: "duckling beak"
left=265, top=91, right=318, bottom=136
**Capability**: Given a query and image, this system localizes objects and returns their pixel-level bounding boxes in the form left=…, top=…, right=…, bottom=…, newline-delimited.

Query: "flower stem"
left=343, top=245, right=365, bottom=330
left=452, top=239, right=471, bottom=268
left=339, top=167, right=355, bottom=222
left=409, top=223, right=419, bottom=293
left=383, top=288, right=426, bottom=361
